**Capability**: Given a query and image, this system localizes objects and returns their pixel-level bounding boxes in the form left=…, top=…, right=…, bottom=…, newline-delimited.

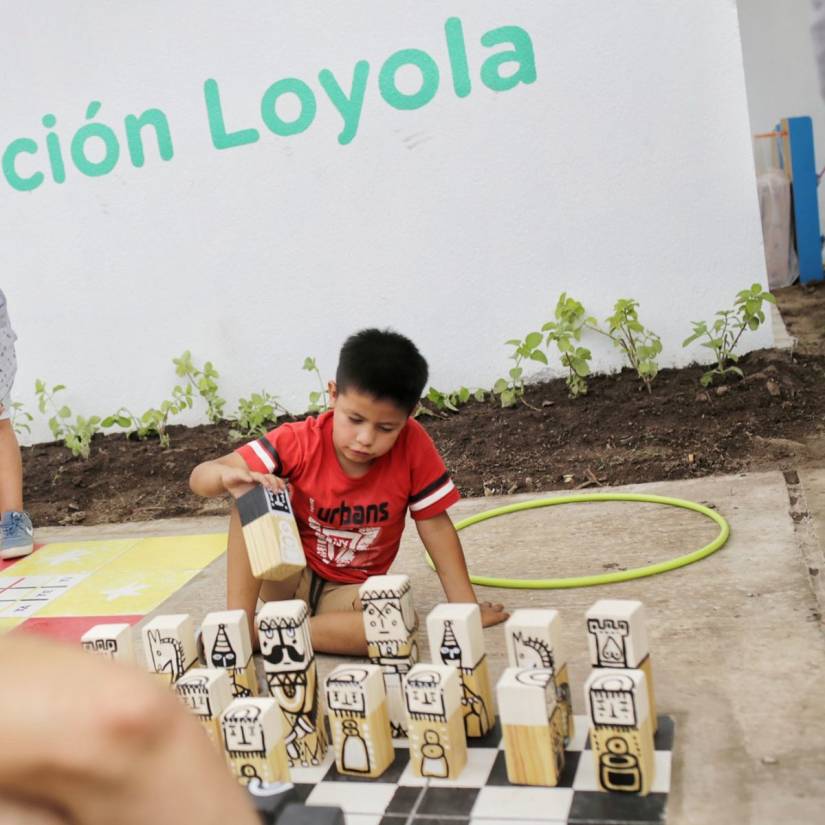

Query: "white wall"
left=737, top=0, right=825, bottom=218
left=1, top=1, right=770, bottom=444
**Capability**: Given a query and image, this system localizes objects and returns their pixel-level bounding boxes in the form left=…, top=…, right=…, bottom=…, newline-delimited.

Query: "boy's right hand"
left=219, top=466, right=287, bottom=499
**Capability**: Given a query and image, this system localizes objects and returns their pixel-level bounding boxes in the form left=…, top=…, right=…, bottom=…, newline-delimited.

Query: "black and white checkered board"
left=288, top=715, right=674, bottom=825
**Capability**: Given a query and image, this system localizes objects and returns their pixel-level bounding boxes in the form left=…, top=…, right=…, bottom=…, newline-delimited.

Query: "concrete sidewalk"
left=35, top=470, right=825, bottom=825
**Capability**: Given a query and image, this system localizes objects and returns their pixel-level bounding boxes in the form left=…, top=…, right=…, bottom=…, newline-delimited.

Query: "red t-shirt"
left=235, top=411, right=460, bottom=584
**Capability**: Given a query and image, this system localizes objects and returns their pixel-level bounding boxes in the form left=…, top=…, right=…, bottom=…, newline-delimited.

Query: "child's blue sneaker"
left=0, top=511, right=34, bottom=559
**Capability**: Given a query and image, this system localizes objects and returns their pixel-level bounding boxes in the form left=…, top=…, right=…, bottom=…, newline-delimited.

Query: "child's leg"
left=308, top=584, right=368, bottom=656
left=0, top=417, right=23, bottom=513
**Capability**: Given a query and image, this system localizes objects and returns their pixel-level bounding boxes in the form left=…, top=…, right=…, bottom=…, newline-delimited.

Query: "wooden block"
left=584, top=668, right=655, bottom=795
left=497, top=667, right=565, bottom=786
left=141, top=614, right=198, bottom=685
left=201, top=609, right=258, bottom=698
left=237, top=486, right=306, bottom=581
left=325, top=664, right=394, bottom=778
left=404, top=664, right=467, bottom=779
left=221, top=697, right=291, bottom=785
left=505, top=608, right=573, bottom=744
left=426, top=603, right=495, bottom=737
left=175, top=667, right=235, bottom=745
left=359, top=575, right=419, bottom=738
left=256, top=600, right=327, bottom=767
left=586, top=600, right=656, bottom=728
left=80, top=622, right=135, bottom=663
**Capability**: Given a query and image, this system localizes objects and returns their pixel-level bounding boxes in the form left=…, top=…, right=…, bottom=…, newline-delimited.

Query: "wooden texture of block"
left=238, top=486, right=306, bottom=581
left=586, top=599, right=656, bottom=729
left=80, top=622, right=135, bottom=663
left=359, top=575, right=419, bottom=738
left=325, top=664, right=394, bottom=778
left=497, top=667, right=565, bottom=786
left=221, top=697, right=291, bottom=785
left=505, top=608, right=573, bottom=744
left=201, top=609, right=258, bottom=697
left=141, top=614, right=198, bottom=685
left=585, top=669, right=655, bottom=796
left=404, top=664, right=467, bottom=779
left=175, top=667, right=235, bottom=745
left=426, top=603, right=495, bottom=737
left=256, top=600, right=327, bottom=767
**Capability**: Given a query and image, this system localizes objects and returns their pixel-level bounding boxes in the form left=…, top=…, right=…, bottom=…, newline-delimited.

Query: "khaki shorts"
left=259, top=567, right=362, bottom=616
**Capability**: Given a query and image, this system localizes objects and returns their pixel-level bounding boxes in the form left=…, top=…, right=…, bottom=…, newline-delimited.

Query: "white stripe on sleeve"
left=249, top=440, right=275, bottom=473
left=409, top=480, right=456, bottom=512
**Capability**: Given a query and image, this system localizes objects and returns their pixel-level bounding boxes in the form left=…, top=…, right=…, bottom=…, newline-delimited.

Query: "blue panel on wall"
left=787, top=116, right=824, bottom=284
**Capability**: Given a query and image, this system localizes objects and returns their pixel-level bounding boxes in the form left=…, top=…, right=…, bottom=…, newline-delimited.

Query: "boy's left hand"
left=479, top=601, right=509, bottom=628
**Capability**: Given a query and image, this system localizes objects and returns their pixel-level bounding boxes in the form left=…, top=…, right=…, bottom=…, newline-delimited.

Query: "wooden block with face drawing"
left=504, top=608, right=573, bottom=744
left=426, top=603, right=495, bottom=738
left=175, top=667, right=235, bottom=746
left=80, top=622, right=135, bottom=664
left=585, top=668, right=655, bottom=796
left=497, top=667, right=565, bottom=786
left=256, top=600, right=327, bottom=767
left=237, top=486, right=306, bottom=581
left=201, top=609, right=257, bottom=698
left=221, top=697, right=291, bottom=785
left=359, top=575, right=419, bottom=738
left=141, top=614, right=198, bottom=686
left=404, top=664, right=467, bottom=780
left=586, top=600, right=656, bottom=731
left=325, top=664, right=394, bottom=778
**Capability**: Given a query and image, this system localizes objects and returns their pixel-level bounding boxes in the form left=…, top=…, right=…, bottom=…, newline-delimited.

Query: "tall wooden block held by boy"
left=505, top=608, right=573, bottom=744
left=586, top=599, right=657, bottom=731
left=256, top=599, right=327, bottom=767
left=426, top=603, right=495, bottom=738
left=497, top=667, right=565, bottom=786
left=237, top=486, right=306, bottom=580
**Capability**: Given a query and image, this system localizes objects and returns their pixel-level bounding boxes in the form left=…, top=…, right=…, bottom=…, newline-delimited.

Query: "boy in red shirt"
left=190, top=328, right=508, bottom=654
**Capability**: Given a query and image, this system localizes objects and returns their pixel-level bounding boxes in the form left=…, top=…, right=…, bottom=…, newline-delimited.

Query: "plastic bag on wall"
left=757, top=170, right=798, bottom=289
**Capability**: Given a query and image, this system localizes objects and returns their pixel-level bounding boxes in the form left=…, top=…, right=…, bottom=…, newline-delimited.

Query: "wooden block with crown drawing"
left=175, top=667, right=235, bottom=746
left=237, top=485, right=306, bottom=581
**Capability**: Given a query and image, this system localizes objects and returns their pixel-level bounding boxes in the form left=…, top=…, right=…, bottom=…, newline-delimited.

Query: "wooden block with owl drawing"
left=175, top=667, right=235, bottom=746
left=256, top=600, right=327, bottom=767
left=201, top=609, right=258, bottom=698
left=359, top=575, right=419, bottom=738
left=80, top=622, right=135, bottom=664
left=497, top=667, right=565, bottom=786
left=584, top=668, right=655, bottom=796
left=141, top=614, right=198, bottom=686
left=426, top=603, right=495, bottom=738
left=404, top=663, right=467, bottom=780
left=221, top=697, right=291, bottom=785
left=504, top=608, right=573, bottom=744
left=585, top=600, right=656, bottom=731
left=325, top=664, right=394, bottom=778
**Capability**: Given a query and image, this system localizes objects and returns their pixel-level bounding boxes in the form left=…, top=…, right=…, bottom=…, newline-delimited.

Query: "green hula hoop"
left=425, top=493, right=730, bottom=589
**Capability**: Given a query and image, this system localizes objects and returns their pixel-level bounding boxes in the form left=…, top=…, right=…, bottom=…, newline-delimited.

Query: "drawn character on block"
left=587, top=618, right=630, bottom=667
left=438, top=619, right=490, bottom=736
left=361, top=583, right=418, bottom=672
left=326, top=667, right=371, bottom=773
left=81, top=638, right=118, bottom=658
left=146, top=629, right=187, bottom=683
left=210, top=623, right=251, bottom=698
left=176, top=674, right=213, bottom=718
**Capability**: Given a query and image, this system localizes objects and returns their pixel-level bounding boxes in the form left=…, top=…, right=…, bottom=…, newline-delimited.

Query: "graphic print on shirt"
left=308, top=499, right=381, bottom=567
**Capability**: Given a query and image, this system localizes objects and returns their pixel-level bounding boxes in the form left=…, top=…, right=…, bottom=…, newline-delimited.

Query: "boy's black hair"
left=336, top=328, right=428, bottom=413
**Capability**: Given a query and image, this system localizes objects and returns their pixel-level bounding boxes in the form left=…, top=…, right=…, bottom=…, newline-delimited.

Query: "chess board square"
left=423, top=748, right=499, bottom=788
left=417, top=786, right=479, bottom=816
left=567, top=716, right=589, bottom=751
left=324, top=748, right=410, bottom=784
left=292, top=751, right=336, bottom=784
left=385, top=785, right=424, bottom=815
left=567, top=791, right=668, bottom=823
left=471, top=785, right=574, bottom=821
left=653, top=716, right=675, bottom=751
left=290, top=784, right=315, bottom=803
left=346, top=816, right=385, bottom=825
left=305, top=781, right=398, bottom=815
left=468, top=719, right=502, bottom=748
left=573, top=749, right=671, bottom=794
left=464, top=749, right=582, bottom=790
left=412, top=819, right=469, bottom=825
left=379, top=817, right=409, bottom=825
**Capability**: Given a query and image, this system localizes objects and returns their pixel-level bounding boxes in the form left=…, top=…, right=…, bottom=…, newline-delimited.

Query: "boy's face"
left=329, top=383, right=408, bottom=474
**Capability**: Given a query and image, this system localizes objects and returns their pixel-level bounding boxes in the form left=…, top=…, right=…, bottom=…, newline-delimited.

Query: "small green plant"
left=34, top=380, right=101, bottom=459
left=173, top=350, right=225, bottom=423
left=101, top=406, right=143, bottom=437
left=103, top=385, right=194, bottom=448
left=494, top=331, right=547, bottom=407
left=596, top=298, right=662, bottom=393
left=229, top=391, right=290, bottom=440
left=542, top=293, right=594, bottom=398
left=9, top=402, right=33, bottom=437
left=682, top=283, right=776, bottom=386
left=424, top=386, right=486, bottom=414
left=302, top=357, right=329, bottom=413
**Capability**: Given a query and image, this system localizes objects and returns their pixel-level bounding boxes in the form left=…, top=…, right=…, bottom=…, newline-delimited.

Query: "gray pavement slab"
left=33, top=470, right=825, bottom=824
